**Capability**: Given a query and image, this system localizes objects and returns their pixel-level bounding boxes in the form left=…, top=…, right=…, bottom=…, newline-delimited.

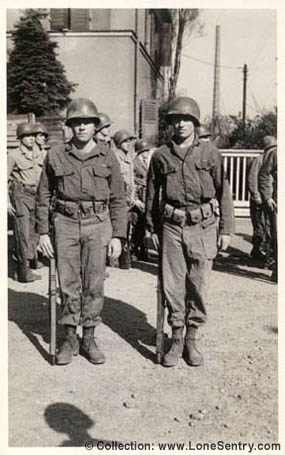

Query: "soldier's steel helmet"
left=135, top=139, right=150, bottom=154
left=66, top=98, right=100, bottom=126
left=114, top=129, right=136, bottom=148
left=96, top=113, right=112, bottom=133
left=196, top=125, right=211, bottom=139
left=16, top=122, right=35, bottom=139
left=166, top=96, right=200, bottom=126
left=32, top=122, right=49, bottom=137
left=263, top=135, right=277, bottom=151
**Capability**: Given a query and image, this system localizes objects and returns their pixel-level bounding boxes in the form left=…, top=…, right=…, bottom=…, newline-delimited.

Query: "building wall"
left=49, top=33, right=136, bottom=133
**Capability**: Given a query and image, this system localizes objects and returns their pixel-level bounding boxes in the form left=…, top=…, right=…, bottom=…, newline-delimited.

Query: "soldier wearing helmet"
left=37, top=98, right=128, bottom=365
left=113, top=129, right=136, bottom=269
left=95, top=113, right=114, bottom=148
left=33, top=122, right=50, bottom=156
left=7, top=122, right=46, bottom=282
left=258, top=135, right=278, bottom=280
left=146, top=96, right=234, bottom=367
left=196, top=124, right=212, bottom=143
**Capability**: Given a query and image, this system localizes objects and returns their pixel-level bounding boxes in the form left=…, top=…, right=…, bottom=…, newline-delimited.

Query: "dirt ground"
left=7, top=218, right=278, bottom=448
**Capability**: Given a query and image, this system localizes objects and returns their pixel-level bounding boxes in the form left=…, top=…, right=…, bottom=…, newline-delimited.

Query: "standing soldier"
left=95, top=113, right=114, bottom=149
left=247, top=151, right=268, bottom=260
left=146, top=96, right=234, bottom=367
left=113, top=129, right=136, bottom=268
left=196, top=125, right=212, bottom=143
left=33, top=122, right=50, bottom=155
left=132, top=139, right=152, bottom=260
left=259, top=136, right=277, bottom=282
left=37, top=98, right=128, bottom=365
left=8, top=122, right=44, bottom=282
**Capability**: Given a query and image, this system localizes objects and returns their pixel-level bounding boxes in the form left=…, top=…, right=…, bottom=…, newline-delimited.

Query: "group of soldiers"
left=247, top=135, right=278, bottom=282
left=7, top=95, right=277, bottom=368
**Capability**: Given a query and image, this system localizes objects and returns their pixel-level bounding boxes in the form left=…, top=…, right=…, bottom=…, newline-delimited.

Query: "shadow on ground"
left=102, top=297, right=157, bottom=363
left=8, top=288, right=64, bottom=364
left=213, top=255, right=274, bottom=283
left=44, top=403, right=122, bottom=447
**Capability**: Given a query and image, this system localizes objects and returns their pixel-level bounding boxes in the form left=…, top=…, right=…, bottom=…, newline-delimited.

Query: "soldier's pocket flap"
left=163, top=165, right=177, bottom=175
left=17, top=161, right=33, bottom=170
left=92, top=165, right=111, bottom=178
left=195, top=159, right=212, bottom=171
left=53, top=165, right=74, bottom=177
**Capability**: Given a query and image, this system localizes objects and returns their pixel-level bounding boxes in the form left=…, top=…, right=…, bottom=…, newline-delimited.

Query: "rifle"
left=49, top=257, right=57, bottom=365
left=156, top=248, right=165, bottom=364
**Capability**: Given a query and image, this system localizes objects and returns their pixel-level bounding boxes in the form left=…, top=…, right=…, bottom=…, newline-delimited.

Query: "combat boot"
left=162, top=327, right=184, bottom=367
left=17, top=263, right=41, bottom=283
left=56, top=326, right=79, bottom=365
left=81, top=327, right=105, bottom=364
left=184, top=326, right=203, bottom=367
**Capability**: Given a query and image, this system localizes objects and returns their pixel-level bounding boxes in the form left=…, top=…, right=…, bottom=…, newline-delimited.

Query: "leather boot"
left=184, top=326, right=203, bottom=366
left=56, top=326, right=79, bottom=365
left=81, top=327, right=105, bottom=364
left=162, top=327, right=184, bottom=367
left=17, top=263, right=41, bottom=283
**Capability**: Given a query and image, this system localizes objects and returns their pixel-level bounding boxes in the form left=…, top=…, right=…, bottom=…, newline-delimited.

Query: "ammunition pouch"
left=163, top=199, right=217, bottom=227
left=54, top=199, right=108, bottom=220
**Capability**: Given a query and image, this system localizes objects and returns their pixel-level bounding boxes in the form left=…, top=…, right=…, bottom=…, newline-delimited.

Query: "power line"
left=181, top=53, right=242, bottom=70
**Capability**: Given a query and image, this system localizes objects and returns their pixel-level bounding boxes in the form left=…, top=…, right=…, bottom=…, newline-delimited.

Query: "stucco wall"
left=49, top=34, right=135, bottom=133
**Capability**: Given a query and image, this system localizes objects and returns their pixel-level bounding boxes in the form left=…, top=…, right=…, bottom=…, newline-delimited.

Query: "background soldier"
left=196, top=124, right=212, bottom=143
left=95, top=113, right=114, bottom=149
left=33, top=122, right=50, bottom=154
left=113, top=129, right=136, bottom=269
left=146, top=96, right=234, bottom=368
left=37, top=98, right=128, bottom=365
left=8, top=122, right=44, bottom=282
left=259, top=136, right=277, bottom=282
left=132, top=139, right=152, bottom=260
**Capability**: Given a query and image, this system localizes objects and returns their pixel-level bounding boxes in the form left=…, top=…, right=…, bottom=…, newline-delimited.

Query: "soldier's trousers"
left=11, top=189, right=38, bottom=265
left=54, top=213, right=112, bottom=328
left=162, top=219, right=217, bottom=329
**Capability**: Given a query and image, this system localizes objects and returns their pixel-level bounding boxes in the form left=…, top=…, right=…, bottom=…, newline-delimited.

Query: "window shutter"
left=50, top=9, right=68, bottom=31
left=160, top=23, right=172, bottom=66
left=70, top=9, right=90, bottom=31
left=141, top=99, right=159, bottom=142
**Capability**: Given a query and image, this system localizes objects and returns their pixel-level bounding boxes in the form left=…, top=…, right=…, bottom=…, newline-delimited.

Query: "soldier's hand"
left=134, top=199, right=145, bottom=212
left=8, top=201, right=16, bottom=217
left=255, top=196, right=262, bottom=205
left=266, top=198, right=277, bottom=212
left=38, top=234, right=54, bottom=258
left=108, top=238, right=122, bottom=260
left=218, top=234, right=231, bottom=251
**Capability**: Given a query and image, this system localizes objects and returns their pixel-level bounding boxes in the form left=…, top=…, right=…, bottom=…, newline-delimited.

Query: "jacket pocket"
left=91, top=165, right=111, bottom=200
left=195, top=160, right=215, bottom=199
left=163, top=165, right=180, bottom=200
left=53, top=165, right=74, bottom=194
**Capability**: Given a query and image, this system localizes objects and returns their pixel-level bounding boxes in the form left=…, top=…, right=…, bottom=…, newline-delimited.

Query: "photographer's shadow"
left=102, top=297, right=158, bottom=363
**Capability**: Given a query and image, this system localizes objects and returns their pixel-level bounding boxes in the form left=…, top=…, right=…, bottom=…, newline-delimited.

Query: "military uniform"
left=247, top=154, right=270, bottom=259
left=37, top=98, right=128, bottom=365
left=146, top=96, right=234, bottom=367
left=37, top=141, right=127, bottom=328
left=259, top=145, right=277, bottom=281
left=8, top=135, right=46, bottom=281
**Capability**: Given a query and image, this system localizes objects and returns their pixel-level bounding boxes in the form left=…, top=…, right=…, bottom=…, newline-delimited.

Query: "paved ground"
left=7, top=218, right=278, bottom=449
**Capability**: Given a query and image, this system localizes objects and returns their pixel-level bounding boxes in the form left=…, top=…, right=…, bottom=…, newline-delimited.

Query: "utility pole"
left=242, top=64, right=248, bottom=126
left=212, top=25, right=221, bottom=135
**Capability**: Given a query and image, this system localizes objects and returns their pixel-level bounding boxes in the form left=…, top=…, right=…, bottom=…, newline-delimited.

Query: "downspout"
left=134, top=9, right=139, bottom=135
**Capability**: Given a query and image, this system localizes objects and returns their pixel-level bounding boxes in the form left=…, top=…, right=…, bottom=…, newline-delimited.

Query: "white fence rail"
left=221, top=149, right=263, bottom=217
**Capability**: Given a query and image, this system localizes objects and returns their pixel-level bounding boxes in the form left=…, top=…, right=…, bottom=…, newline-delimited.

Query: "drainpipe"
left=134, top=10, right=139, bottom=135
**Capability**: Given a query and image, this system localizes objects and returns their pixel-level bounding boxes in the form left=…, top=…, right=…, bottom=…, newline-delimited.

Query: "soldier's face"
left=21, top=134, right=35, bottom=148
left=35, top=133, right=46, bottom=146
left=71, top=119, right=96, bottom=144
left=97, top=125, right=111, bottom=142
left=170, top=115, right=195, bottom=140
left=121, top=138, right=132, bottom=153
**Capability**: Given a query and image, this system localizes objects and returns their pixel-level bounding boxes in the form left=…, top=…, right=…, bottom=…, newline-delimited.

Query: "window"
left=50, top=9, right=90, bottom=31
